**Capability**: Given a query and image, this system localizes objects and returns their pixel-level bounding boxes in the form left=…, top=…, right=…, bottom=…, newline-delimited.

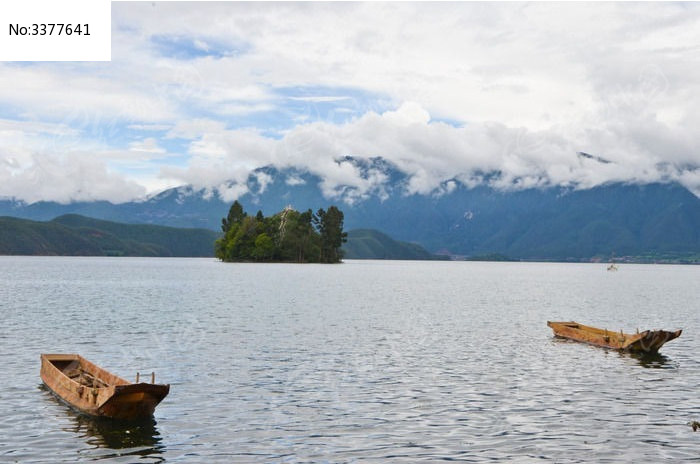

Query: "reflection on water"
left=550, top=337, right=677, bottom=369
left=41, top=384, right=164, bottom=461
left=626, top=351, right=675, bottom=369
left=70, top=415, right=163, bottom=456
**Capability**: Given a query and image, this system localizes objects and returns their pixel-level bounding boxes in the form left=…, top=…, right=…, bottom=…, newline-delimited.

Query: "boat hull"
left=41, top=354, right=169, bottom=420
left=547, top=321, right=681, bottom=353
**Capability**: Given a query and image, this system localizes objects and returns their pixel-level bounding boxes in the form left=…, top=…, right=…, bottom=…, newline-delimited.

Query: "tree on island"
left=215, top=201, right=347, bottom=263
left=314, top=206, right=347, bottom=263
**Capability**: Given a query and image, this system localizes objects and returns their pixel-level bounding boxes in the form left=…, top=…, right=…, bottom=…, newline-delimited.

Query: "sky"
left=1, top=1, right=700, bottom=204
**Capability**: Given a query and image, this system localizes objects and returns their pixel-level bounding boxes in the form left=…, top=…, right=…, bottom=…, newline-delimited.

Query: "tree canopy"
left=215, top=201, right=347, bottom=263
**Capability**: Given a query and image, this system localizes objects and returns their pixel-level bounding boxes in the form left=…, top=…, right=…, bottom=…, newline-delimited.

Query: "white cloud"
left=285, top=174, right=306, bottom=187
left=166, top=119, right=228, bottom=140
left=156, top=102, right=698, bottom=201
left=128, top=137, right=166, bottom=155
left=127, top=123, right=172, bottom=132
left=0, top=118, right=78, bottom=138
left=211, top=102, right=276, bottom=117
left=289, top=96, right=352, bottom=103
left=0, top=64, right=177, bottom=123
left=0, top=151, right=145, bottom=204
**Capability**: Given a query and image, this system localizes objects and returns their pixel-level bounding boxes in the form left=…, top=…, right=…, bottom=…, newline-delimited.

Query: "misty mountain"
left=1, top=158, right=699, bottom=261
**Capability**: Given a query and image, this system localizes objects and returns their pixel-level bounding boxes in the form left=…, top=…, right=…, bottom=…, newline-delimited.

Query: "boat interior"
left=558, top=322, right=580, bottom=328
left=549, top=321, right=639, bottom=337
left=50, top=358, right=109, bottom=388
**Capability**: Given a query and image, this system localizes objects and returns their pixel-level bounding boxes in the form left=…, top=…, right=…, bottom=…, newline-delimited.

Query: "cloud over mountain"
left=162, top=102, right=700, bottom=202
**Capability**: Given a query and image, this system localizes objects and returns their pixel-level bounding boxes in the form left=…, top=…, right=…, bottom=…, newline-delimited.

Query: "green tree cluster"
left=215, top=201, right=347, bottom=263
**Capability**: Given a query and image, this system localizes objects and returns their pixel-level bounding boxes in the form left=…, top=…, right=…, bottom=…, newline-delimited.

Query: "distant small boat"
left=547, top=321, right=682, bottom=353
left=40, top=354, right=169, bottom=420
left=607, top=263, right=618, bottom=271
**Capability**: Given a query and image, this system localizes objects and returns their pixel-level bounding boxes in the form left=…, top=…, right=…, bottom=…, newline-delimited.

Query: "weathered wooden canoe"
left=40, top=354, right=169, bottom=420
left=547, top=321, right=682, bottom=353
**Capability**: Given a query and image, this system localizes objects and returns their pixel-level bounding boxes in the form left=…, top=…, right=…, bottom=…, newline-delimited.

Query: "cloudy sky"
left=1, top=1, right=699, bottom=204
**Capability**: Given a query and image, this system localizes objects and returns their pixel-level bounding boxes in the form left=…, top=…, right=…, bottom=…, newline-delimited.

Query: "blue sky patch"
left=150, top=34, right=248, bottom=60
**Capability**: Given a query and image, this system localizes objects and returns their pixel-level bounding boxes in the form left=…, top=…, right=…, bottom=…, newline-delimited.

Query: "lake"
left=1, top=257, right=699, bottom=462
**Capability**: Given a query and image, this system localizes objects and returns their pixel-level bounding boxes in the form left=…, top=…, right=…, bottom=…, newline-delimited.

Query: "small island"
left=215, top=201, right=347, bottom=263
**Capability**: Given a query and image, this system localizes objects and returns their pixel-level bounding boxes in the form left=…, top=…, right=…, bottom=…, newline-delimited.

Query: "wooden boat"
left=40, top=354, right=169, bottom=420
left=547, top=321, right=682, bottom=353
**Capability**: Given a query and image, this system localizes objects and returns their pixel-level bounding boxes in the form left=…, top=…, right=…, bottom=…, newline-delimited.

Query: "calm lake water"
left=1, top=257, right=699, bottom=463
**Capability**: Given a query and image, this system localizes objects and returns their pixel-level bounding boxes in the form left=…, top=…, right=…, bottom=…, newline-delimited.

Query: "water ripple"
left=1, top=258, right=699, bottom=462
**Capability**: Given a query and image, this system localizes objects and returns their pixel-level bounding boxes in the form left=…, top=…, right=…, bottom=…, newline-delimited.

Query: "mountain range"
left=1, top=158, right=699, bottom=262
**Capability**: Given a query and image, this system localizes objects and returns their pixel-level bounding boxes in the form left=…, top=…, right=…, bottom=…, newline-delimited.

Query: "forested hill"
left=0, top=215, right=220, bottom=257
left=343, top=229, right=447, bottom=260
